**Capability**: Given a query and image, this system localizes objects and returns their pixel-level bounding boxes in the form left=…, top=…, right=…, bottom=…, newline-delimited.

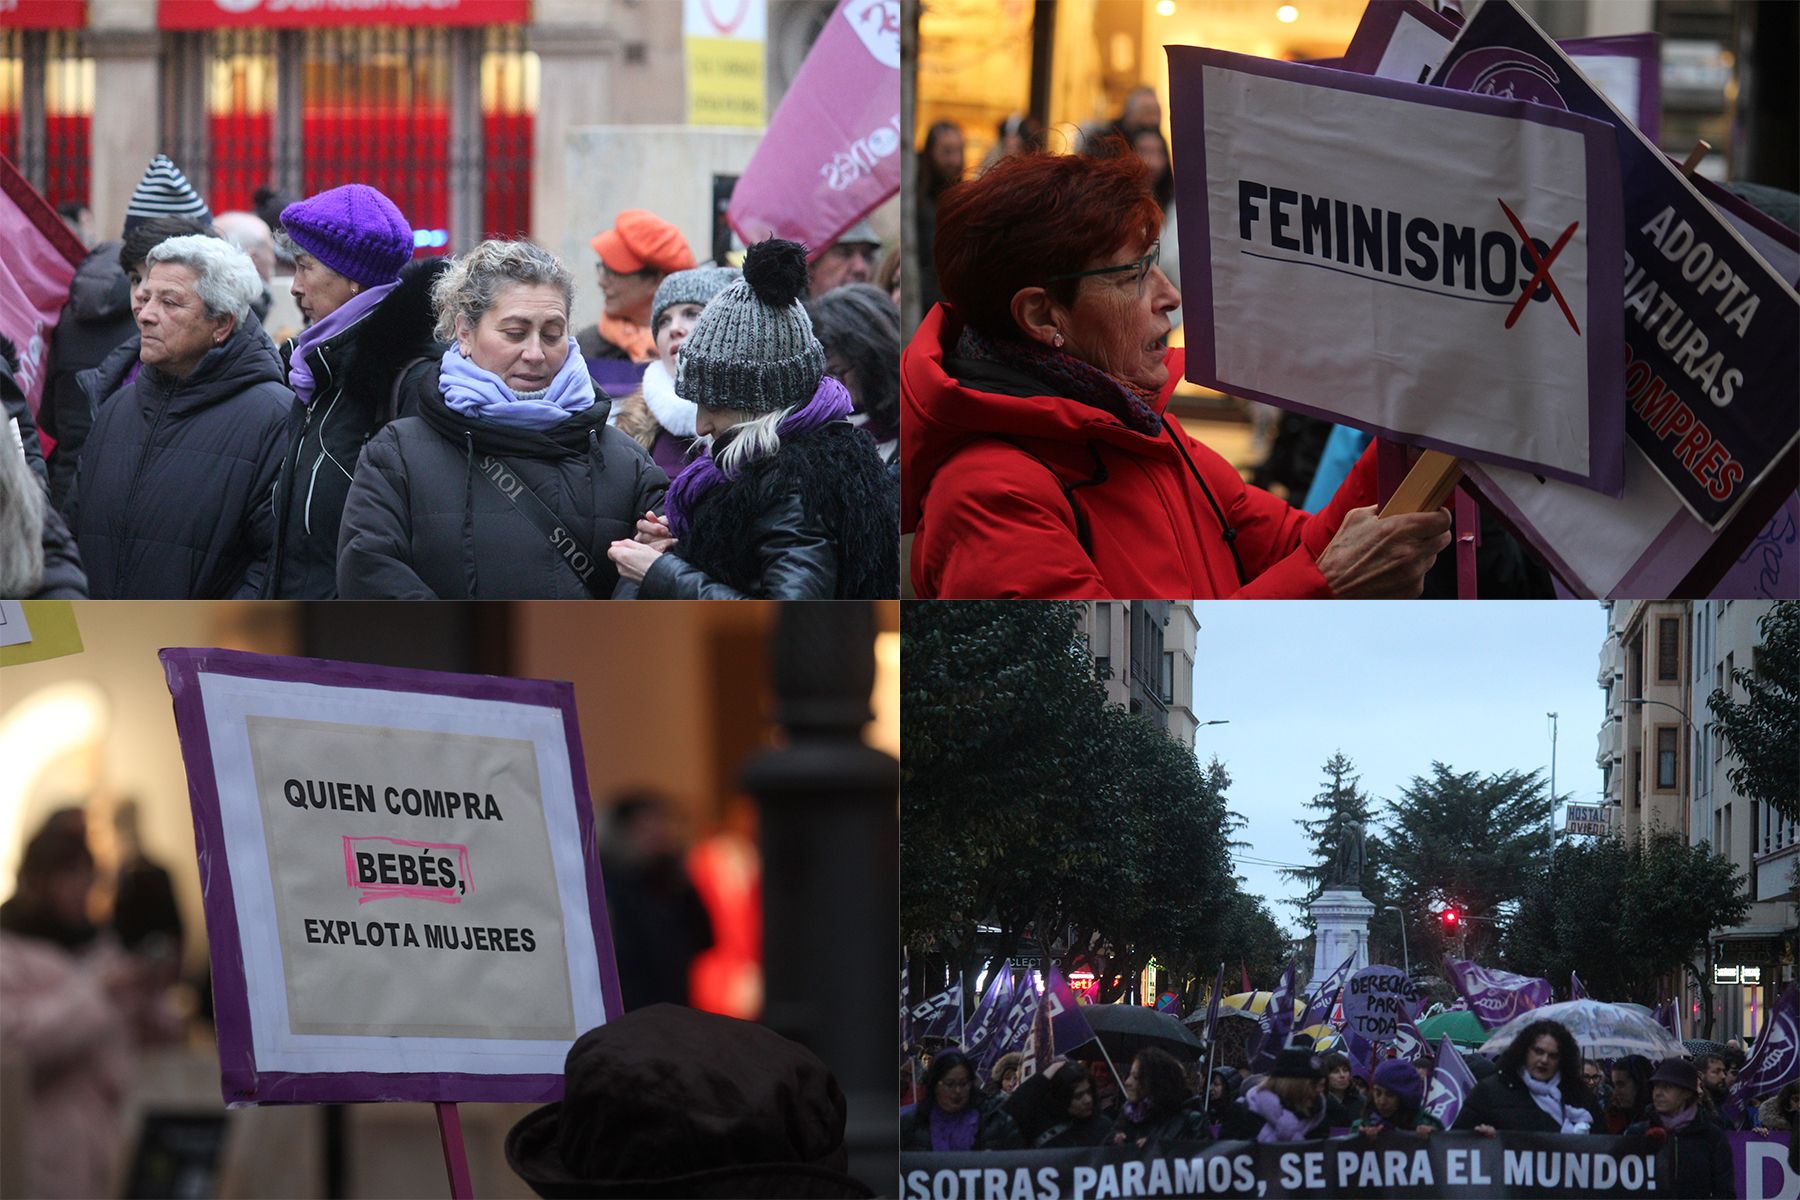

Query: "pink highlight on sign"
left=341, top=835, right=472, bottom=906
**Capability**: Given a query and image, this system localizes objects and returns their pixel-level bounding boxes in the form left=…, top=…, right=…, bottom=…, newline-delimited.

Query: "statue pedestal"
left=1310, top=888, right=1375, bottom=981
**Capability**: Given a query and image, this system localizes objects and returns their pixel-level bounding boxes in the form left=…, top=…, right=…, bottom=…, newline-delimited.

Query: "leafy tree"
left=1503, top=832, right=1748, bottom=1033
left=1708, top=601, right=1799, bottom=824
left=1277, top=752, right=1401, bottom=969
left=1375, top=763, right=1552, bottom=966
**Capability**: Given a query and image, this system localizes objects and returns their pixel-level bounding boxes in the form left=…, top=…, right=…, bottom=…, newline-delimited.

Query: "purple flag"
left=962, top=964, right=1014, bottom=1061
left=908, top=983, right=963, bottom=1047
left=1570, top=971, right=1590, bottom=1001
left=1389, top=1015, right=1430, bottom=1063
left=725, top=0, right=900, bottom=258
left=1303, top=949, right=1358, bottom=1029
left=1654, top=998, right=1682, bottom=1041
left=1423, top=1034, right=1479, bottom=1128
left=1042, top=965, right=1098, bottom=1057
left=1445, top=957, right=1552, bottom=1029
left=1202, top=961, right=1227, bottom=1047
left=1249, top=958, right=1298, bottom=1072
left=989, top=972, right=1041, bottom=1067
left=1724, top=984, right=1799, bottom=1124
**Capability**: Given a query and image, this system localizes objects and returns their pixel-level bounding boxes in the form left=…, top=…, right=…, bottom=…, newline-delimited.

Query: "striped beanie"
left=123, top=155, right=211, bottom=235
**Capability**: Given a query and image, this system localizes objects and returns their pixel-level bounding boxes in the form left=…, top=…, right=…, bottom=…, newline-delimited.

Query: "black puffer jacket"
left=1625, top=1110, right=1736, bottom=1199
left=266, top=260, right=448, bottom=597
left=42, top=241, right=135, bottom=508
left=0, top=335, right=86, bottom=597
left=1453, top=1069, right=1601, bottom=1133
left=635, top=422, right=898, bottom=599
left=63, top=315, right=291, bottom=598
left=337, top=365, right=667, bottom=598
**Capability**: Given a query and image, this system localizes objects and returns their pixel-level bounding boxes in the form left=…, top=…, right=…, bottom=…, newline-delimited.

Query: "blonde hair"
left=431, top=239, right=574, bottom=344
left=704, top=403, right=795, bottom=476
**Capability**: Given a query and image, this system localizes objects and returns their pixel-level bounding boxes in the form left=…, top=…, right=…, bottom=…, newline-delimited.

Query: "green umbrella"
left=1418, top=1009, right=1491, bottom=1048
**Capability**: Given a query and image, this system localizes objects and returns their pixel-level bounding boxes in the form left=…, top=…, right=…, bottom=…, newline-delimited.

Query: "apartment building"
left=1081, top=602, right=1199, bottom=750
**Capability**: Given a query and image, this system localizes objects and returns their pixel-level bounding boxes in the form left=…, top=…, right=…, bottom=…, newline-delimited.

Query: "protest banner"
left=1342, top=965, right=1425, bottom=1044
left=159, top=647, right=621, bottom=1109
left=1430, top=0, right=1799, bottom=594
left=725, top=0, right=899, bottom=257
left=1733, top=1132, right=1796, bottom=1200
left=900, top=1132, right=1666, bottom=1199
left=1445, top=958, right=1551, bottom=1029
left=0, top=153, right=85, bottom=427
left=1168, top=46, right=1625, bottom=494
left=0, top=600, right=82, bottom=667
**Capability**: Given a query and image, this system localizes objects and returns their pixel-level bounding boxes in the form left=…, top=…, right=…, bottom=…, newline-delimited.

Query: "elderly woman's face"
left=1651, top=1082, right=1693, bottom=1117
left=1059, top=240, right=1180, bottom=392
left=459, top=282, right=569, bottom=393
left=653, top=302, right=705, bottom=373
left=137, top=261, right=233, bottom=379
left=291, top=250, right=360, bottom=325
left=600, top=263, right=660, bottom=322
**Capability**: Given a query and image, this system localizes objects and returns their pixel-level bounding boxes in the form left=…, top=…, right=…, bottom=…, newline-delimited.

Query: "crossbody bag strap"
left=471, top=452, right=608, bottom=598
left=993, top=437, right=1107, bottom=555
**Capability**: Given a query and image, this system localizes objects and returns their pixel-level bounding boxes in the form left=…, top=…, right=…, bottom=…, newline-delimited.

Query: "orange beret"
left=591, top=209, right=696, bottom=275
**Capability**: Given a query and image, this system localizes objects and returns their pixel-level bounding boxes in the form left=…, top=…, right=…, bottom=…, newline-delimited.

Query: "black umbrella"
left=1683, top=1038, right=1727, bottom=1057
left=1081, top=1003, right=1205, bottom=1062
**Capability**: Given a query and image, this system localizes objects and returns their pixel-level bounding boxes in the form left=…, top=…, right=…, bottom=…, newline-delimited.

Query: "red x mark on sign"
left=1497, top=198, right=1581, bottom=335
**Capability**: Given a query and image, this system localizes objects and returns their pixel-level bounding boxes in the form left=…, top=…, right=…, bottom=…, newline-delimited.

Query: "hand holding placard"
left=1316, top=505, right=1454, bottom=598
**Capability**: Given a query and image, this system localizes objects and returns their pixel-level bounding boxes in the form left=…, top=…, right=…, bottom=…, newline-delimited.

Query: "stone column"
left=85, top=27, right=161, bottom=240
left=526, top=5, right=616, bottom=250
left=1310, top=888, right=1376, bottom=980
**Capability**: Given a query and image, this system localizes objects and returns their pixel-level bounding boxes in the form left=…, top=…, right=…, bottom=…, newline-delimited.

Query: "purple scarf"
left=929, top=1106, right=981, bottom=1151
left=1658, top=1104, right=1699, bottom=1134
left=1122, top=1098, right=1153, bottom=1125
left=663, top=375, right=853, bottom=537
left=438, top=339, right=597, bottom=432
left=287, top=280, right=397, bottom=406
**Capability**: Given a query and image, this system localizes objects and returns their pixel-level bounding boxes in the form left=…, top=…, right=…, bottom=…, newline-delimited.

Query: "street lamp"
left=1384, top=905, right=1411, bottom=978
left=1547, top=711, right=1558, bottom=856
left=1198, top=720, right=1229, bottom=728
left=1624, top=696, right=1695, bottom=732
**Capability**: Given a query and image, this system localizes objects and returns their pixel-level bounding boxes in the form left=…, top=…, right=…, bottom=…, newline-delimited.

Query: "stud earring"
left=1052, top=332, right=1065, bottom=348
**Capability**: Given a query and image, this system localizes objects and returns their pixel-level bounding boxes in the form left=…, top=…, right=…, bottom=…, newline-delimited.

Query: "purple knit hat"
left=279, top=184, right=413, bottom=286
left=1372, top=1058, right=1424, bottom=1111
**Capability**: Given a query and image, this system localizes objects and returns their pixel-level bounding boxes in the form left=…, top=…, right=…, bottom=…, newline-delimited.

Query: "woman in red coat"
left=901, top=149, right=1451, bottom=599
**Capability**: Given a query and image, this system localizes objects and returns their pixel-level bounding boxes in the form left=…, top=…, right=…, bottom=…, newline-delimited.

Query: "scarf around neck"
left=288, top=279, right=397, bottom=406
left=1245, top=1085, right=1324, bottom=1143
left=662, top=374, right=854, bottom=537
left=955, top=324, right=1165, bottom=436
left=438, top=339, right=597, bottom=432
left=598, top=312, right=654, bottom=362
left=639, top=358, right=696, bottom=437
left=1658, top=1103, right=1699, bottom=1134
left=1521, top=1069, right=1592, bottom=1133
left=929, top=1106, right=981, bottom=1151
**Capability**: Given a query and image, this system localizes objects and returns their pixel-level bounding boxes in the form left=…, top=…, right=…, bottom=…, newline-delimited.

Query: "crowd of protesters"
left=900, top=1014, right=1793, bottom=1198
left=4, top=154, right=899, bottom=600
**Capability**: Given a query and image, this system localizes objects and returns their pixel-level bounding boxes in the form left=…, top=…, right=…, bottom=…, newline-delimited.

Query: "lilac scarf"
left=438, top=339, right=596, bottom=432
left=663, top=375, right=853, bottom=537
left=1245, top=1084, right=1325, bottom=1143
left=1658, top=1104, right=1699, bottom=1134
left=287, top=280, right=397, bottom=406
left=928, top=1107, right=981, bottom=1151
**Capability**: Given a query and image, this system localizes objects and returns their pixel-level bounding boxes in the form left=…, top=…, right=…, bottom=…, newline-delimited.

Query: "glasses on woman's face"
left=1046, top=242, right=1161, bottom=297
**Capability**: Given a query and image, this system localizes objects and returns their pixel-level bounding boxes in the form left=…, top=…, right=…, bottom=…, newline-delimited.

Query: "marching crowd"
left=902, top=1019, right=1799, bottom=1199
left=3, top=154, right=899, bottom=601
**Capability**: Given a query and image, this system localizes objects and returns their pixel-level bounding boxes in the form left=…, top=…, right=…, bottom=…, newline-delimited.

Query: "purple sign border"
left=159, top=646, right=623, bottom=1107
left=1339, top=0, right=1460, bottom=77
left=1169, top=46, right=1626, bottom=496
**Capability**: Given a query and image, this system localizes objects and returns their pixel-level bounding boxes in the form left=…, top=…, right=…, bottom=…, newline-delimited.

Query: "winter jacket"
left=634, top=421, right=898, bottom=600
left=899, top=1105, right=1023, bottom=1151
left=612, top=360, right=696, bottom=481
left=1625, top=1110, right=1736, bottom=1199
left=1033, top=1113, right=1112, bottom=1148
left=1453, top=1070, right=1600, bottom=1134
left=63, top=314, right=290, bottom=598
left=265, top=259, right=448, bottom=597
left=0, top=335, right=86, bottom=597
left=42, top=242, right=135, bottom=508
left=901, top=305, right=1379, bottom=598
left=337, top=365, right=667, bottom=598
left=1111, top=1102, right=1212, bottom=1146
left=1758, top=1094, right=1793, bottom=1131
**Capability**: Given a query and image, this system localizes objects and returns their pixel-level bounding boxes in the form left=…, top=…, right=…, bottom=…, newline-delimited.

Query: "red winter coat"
left=901, top=306, right=1377, bottom=599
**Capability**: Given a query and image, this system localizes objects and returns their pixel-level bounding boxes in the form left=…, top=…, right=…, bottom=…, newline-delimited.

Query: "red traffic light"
left=1441, top=908, right=1461, bottom=929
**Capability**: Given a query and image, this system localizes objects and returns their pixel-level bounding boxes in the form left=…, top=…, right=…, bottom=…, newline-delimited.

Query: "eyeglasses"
left=1046, top=241, right=1161, bottom=295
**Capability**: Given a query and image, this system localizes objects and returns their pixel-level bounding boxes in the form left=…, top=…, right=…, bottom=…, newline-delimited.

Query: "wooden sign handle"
left=1378, top=449, right=1463, bottom=516
left=1679, top=139, right=1712, bottom=176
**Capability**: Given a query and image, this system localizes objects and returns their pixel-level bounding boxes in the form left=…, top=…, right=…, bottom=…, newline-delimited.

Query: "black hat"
left=504, top=1005, right=874, bottom=1198
left=1649, top=1057, right=1699, bottom=1094
left=1270, top=1047, right=1323, bottom=1080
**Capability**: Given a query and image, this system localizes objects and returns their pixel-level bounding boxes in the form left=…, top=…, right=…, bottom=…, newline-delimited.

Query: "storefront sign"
left=685, top=0, right=766, bottom=128
left=0, top=0, right=86, bottom=28
left=1565, top=803, right=1609, bottom=836
left=160, top=648, right=621, bottom=1105
left=0, top=600, right=83, bottom=667
left=158, top=0, right=528, bottom=29
left=1169, top=46, right=1625, bottom=494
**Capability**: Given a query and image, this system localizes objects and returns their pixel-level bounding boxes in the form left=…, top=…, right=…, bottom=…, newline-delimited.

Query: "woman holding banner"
left=1624, top=1058, right=1735, bottom=1199
left=900, top=1050, right=1024, bottom=1151
left=1454, top=1019, right=1599, bottom=1135
left=901, top=150, right=1451, bottom=600
left=1109, top=1048, right=1209, bottom=1147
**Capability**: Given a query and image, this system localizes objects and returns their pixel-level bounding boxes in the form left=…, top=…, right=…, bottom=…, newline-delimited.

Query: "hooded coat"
left=63, top=314, right=290, bottom=599
left=336, top=363, right=667, bottom=598
left=633, top=421, right=898, bottom=600
left=41, top=241, right=136, bottom=508
left=265, top=259, right=448, bottom=598
left=901, top=306, right=1377, bottom=599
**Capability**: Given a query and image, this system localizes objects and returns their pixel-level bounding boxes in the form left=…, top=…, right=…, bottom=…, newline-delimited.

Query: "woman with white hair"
left=63, top=233, right=292, bottom=598
left=336, top=238, right=666, bottom=598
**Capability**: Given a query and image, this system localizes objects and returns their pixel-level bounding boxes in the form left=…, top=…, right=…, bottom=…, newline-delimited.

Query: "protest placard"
left=0, top=600, right=83, bottom=667
left=1342, top=965, right=1425, bottom=1044
left=1169, top=47, right=1625, bottom=493
left=160, top=648, right=621, bottom=1105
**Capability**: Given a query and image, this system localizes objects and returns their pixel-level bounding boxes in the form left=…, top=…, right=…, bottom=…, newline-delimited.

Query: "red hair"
left=933, top=149, right=1164, bottom=340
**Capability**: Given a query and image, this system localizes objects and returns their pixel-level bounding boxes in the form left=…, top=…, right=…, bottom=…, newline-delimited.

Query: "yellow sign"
left=0, top=600, right=84, bottom=667
left=686, top=36, right=765, bottom=127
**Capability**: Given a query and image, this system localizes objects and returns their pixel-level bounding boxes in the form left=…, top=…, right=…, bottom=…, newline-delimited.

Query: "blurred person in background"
left=1603, top=1054, right=1653, bottom=1133
left=598, top=789, right=712, bottom=1011
left=612, top=264, right=740, bottom=480
left=108, top=800, right=183, bottom=969
left=977, top=112, right=1045, bottom=175
left=580, top=209, right=696, bottom=364
left=916, top=120, right=965, bottom=314
left=1110, top=1047, right=1209, bottom=1146
left=808, top=219, right=883, bottom=298
left=0, top=334, right=86, bottom=597
left=212, top=210, right=278, bottom=322
left=809, top=282, right=900, bottom=465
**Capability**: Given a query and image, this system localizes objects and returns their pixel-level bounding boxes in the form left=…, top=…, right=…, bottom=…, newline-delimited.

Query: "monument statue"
left=1328, top=821, right=1365, bottom=889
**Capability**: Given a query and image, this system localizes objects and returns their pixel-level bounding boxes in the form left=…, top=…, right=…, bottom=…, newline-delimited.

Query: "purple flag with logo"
left=1303, top=950, right=1358, bottom=1029
left=1445, top=957, right=1552, bottom=1029
left=1041, top=965, right=1098, bottom=1057
left=1724, top=984, right=1799, bottom=1124
left=1570, top=971, right=1590, bottom=1001
left=963, top=965, right=1014, bottom=1061
left=1389, top=1014, right=1430, bottom=1063
left=908, top=983, right=963, bottom=1047
left=990, top=973, right=1041, bottom=1066
left=725, top=0, right=900, bottom=258
left=1423, top=1034, right=1479, bottom=1128
left=1249, top=958, right=1298, bottom=1072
